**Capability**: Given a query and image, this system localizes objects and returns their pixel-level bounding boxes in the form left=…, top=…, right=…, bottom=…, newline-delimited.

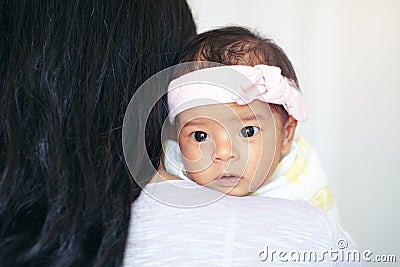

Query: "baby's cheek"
left=187, top=172, right=208, bottom=185
left=249, top=165, right=270, bottom=190
left=247, top=143, right=275, bottom=189
left=181, top=142, right=215, bottom=174
left=180, top=143, right=201, bottom=161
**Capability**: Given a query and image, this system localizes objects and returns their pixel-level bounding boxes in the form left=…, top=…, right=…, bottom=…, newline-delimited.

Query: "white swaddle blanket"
left=164, top=136, right=340, bottom=223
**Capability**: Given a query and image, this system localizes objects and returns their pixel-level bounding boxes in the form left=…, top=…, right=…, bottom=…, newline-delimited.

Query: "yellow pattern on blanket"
left=281, top=137, right=310, bottom=184
left=251, top=137, right=337, bottom=220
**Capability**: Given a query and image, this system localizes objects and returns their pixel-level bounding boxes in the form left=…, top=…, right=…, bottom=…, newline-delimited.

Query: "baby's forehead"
left=177, top=100, right=273, bottom=126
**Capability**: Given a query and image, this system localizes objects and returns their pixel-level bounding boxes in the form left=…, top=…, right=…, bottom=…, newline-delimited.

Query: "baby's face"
left=177, top=100, right=285, bottom=196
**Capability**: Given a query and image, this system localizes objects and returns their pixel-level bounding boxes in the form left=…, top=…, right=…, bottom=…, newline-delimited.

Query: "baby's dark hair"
left=179, top=26, right=300, bottom=123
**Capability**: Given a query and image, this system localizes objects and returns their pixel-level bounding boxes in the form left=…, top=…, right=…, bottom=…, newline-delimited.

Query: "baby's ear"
left=280, top=116, right=297, bottom=155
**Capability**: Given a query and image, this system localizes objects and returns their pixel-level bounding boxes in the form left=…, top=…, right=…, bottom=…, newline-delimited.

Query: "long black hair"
left=0, top=0, right=196, bottom=266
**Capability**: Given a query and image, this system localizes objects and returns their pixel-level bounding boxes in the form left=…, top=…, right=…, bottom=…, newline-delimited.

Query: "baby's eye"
left=239, top=126, right=259, bottom=138
left=191, top=131, right=209, bottom=142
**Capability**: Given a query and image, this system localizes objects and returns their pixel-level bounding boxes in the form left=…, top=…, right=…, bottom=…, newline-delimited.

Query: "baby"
left=164, top=26, right=339, bottom=222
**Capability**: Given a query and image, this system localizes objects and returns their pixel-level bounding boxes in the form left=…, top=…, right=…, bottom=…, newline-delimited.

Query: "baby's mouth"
left=215, top=173, right=242, bottom=187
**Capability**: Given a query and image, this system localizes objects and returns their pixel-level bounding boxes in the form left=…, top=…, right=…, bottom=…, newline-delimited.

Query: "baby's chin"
left=224, top=188, right=251, bottom=197
left=204, top=182, right=254, bottom=197
left=187, top=175, right=260, bottom=197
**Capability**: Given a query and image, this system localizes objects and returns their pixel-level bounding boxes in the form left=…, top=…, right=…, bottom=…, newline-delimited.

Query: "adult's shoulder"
left=133, top=180, right=323, bottom=219
left=125, top=180, right=350, bottom=266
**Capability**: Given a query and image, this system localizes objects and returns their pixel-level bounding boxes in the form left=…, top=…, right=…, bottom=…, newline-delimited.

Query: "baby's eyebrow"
left=182, top=119, right=210, bottom=127
left=233, top=114, right=267, bottom=122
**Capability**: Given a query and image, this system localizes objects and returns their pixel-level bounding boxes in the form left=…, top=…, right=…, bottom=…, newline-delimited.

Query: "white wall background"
left=187, top=0, right=400, bottom=265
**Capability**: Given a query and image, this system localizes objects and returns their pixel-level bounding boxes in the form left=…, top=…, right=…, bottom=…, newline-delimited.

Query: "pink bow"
left=233, top=65, right=307, bottom=121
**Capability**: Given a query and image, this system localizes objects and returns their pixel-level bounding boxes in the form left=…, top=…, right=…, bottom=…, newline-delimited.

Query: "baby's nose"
left=214, top=135, right=240, bottom=162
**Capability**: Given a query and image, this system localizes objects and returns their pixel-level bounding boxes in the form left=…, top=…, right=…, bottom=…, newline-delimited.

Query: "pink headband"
left=167, top=65, right=307, bottom=123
